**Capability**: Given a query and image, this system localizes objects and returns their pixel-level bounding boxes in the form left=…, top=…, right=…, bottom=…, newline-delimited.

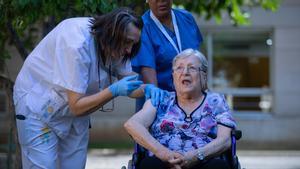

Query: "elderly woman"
left=125, top=49, right=236, bottom=169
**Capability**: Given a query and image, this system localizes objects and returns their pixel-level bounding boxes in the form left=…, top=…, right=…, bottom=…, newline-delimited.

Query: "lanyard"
left=150, top=10, right=182, bottom=54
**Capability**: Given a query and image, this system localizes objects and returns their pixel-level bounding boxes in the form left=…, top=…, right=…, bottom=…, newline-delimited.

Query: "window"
left=202, top=29, right=273, bottom=113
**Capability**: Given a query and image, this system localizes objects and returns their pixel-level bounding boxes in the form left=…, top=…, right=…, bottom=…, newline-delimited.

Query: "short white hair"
left=172, top=48, right=208, bottom=73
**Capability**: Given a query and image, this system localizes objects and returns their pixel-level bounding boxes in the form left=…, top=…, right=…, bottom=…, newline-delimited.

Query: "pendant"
left=185, top=116, right=192, bottom=122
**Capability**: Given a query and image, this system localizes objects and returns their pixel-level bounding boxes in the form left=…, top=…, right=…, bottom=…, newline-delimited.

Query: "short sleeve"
left=176, top=9, right=203, bottom=49
left=209, top=93, right=236, bottom=129
left=131, top=26, right=156, bottom=73
left=189, top=12, right=203, bottom=46
left=157, top=92, right=175, bottom=112
left=53, top=41, right=91, bottom=94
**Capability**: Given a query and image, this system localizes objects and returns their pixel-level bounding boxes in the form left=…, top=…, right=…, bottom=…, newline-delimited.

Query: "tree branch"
left=6, top=20, right=28, bottom=61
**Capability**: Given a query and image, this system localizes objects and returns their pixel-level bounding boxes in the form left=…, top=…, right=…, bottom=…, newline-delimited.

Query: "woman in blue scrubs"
left=132, top=0, right=203, bottom=109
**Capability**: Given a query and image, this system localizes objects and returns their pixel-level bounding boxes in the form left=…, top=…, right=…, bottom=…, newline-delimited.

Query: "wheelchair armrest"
left=209, top=129, right=242, bottom=140
left=231, top=130, right=242, bottom=140
left=132, top=145, right=147, bottom=167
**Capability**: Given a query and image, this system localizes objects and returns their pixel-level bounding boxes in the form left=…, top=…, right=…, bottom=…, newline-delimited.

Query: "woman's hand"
left=181, top=150, right=199, bottom=169
left=144, top=84, right=168, bottom=107
left=155, top=148, right=184, bottom=167
left=169, top=155, right=184, bottom=169
left=109, top=75, right=143, bottom=97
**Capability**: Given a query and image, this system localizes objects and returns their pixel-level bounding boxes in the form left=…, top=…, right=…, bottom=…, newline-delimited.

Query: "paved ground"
left=86, top=149, right=300, bottom=169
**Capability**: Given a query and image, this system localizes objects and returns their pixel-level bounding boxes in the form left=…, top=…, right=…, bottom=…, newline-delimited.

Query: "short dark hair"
left=90, top=7, right=143, bottom=64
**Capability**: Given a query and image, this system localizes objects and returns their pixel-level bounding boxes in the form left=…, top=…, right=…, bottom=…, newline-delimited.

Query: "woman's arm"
left=140, top=66, right=158, bottom=85
left=67, top=88, right=114, bottom=116
left=124, top=100, right=164, bottom=153
left=183, top=125, right=232, bottom=168
left=199, top=125, right=232, bottom=158
left=119, top=72, right=165, bottom=106
left=124, top=100, right=183, bottom=163
left=67, top=74, right=142, bottom=116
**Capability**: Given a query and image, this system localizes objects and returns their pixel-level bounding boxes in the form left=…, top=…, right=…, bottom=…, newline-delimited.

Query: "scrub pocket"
left=40, top=89, right=70, bottom=123
left=25, top=83, right=70, bottom=123
left=15, top=98, right=36, bottom=145
left=16, top=117, right=30, bottom=145
left=16, top=114, right=49, bottom=146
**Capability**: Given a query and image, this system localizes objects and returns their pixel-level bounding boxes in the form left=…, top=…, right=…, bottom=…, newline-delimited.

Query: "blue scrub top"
left=132, top=9, right=203, bottom=91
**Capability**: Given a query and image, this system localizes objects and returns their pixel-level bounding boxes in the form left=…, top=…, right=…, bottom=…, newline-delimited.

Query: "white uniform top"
left=13, top=17, right=132, bottom=138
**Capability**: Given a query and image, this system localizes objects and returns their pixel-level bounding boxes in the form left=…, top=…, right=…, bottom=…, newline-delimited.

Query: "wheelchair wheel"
left=127, top=159, right=133, bottom=169
left=238, top=162, right=241, bottom=169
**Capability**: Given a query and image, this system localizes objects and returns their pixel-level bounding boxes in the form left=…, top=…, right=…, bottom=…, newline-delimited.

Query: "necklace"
left=181, top=94, right=205, bottom=122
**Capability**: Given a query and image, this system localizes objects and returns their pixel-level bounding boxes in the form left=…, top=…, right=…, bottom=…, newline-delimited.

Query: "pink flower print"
left=182, top=124, right=189, bottom=129
left=169, top=107, right=179, bottom=116
left=200, top=116, right=215, bottom=131
left=160, top=120, right=175, bottom=133
left=203, top=104, right=212, bottom=114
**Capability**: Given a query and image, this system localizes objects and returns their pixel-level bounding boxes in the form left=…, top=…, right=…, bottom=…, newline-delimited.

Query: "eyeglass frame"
left=172, top=65, right=206, bottom=74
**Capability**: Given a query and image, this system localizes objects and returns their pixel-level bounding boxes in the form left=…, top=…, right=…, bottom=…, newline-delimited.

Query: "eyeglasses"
left=173, top=66, right=204, bottom=73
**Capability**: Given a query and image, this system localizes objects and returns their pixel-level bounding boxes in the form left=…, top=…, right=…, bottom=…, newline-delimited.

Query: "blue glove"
left=144, top=84, right=168, bottom=107
left=109, top=75, right=143, bottom=97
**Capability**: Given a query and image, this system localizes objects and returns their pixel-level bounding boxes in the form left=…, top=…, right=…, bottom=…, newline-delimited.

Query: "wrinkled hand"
left=181, top=150, right=199, bottom=169
left=109, top=75, right=143, bottom=97
left=155, top=148, right=184, bottom=168
left=144, top=84, right=168, bottom=107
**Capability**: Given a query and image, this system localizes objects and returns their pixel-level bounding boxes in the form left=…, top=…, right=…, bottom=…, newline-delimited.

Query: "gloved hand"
left=109, top=75, right=143, bottom=97
left=144, top=84, right=168, bottom=107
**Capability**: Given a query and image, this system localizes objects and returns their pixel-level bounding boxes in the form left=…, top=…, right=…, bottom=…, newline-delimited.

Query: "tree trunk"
left=0, top=75, right=21, bottom=169
left=6, top=21, right=28, bottom=61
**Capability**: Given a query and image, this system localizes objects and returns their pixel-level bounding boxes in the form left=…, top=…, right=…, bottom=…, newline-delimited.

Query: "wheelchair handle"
left=232, top=130, right=242, bottom=140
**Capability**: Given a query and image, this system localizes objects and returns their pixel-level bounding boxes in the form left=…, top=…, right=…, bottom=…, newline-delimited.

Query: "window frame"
left=202, top=27, right=274, bottom=114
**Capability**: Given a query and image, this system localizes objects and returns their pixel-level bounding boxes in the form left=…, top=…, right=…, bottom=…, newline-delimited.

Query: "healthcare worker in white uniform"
left=13, top=7, right=165, bottom=169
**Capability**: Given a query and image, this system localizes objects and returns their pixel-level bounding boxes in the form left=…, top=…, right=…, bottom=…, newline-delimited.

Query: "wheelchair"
left=122, top=130, right=242, bottom=169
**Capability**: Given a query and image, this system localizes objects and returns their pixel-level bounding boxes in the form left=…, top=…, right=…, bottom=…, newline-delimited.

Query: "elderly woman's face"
left=148, top=0, right=172, bottom=18
left=172, top=55, right=202, bottom=94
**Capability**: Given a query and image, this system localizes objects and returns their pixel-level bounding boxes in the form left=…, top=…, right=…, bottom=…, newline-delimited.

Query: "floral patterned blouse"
left=150, top=91, right=236, bottom=154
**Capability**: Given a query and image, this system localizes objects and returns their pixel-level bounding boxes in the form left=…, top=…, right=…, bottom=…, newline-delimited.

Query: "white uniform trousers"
left=15, top=97, right=89, bottom=169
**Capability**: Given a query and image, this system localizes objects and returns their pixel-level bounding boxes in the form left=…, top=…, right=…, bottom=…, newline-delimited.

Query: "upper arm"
left=216, top=124, right=232, bottom=149
left=66, top=89, right=84, bottom=112
left=213, top=94, right=237, bottom=129
left=117, top=71, right=137, bottom=80
left=140, top=67, right=157, bottom=85
left=217, top=124, right=231, bottom=139
left=190, top=13, right=203, bottom=45
left=131, top=26, right=156, bottom=72
left=129, top=100, right=157, bottom=128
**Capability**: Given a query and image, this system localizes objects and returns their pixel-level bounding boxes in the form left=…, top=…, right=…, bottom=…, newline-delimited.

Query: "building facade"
left=1, top=0, right=300, bottom=149
left=196, top=0, right=300, bottom=149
